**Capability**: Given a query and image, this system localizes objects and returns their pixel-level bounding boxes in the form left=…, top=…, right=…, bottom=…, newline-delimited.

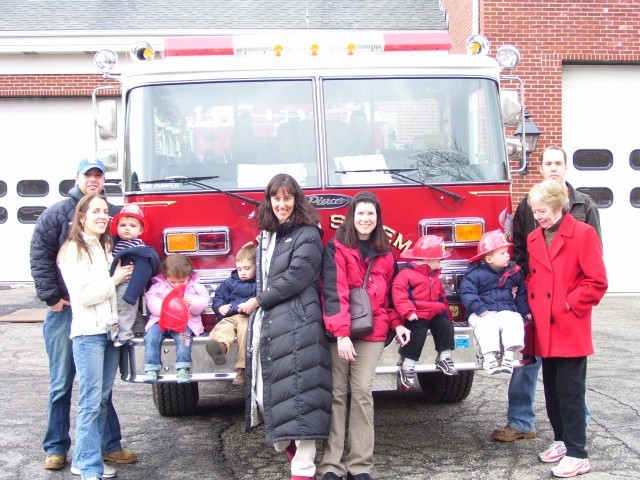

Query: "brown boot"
left=44, top=454, right=66, bottom=470
left=206, top=339, right=227, bottom=365
left=232, top=368, right=245, bottom=386
left=491, top=424, right=536, bottom=442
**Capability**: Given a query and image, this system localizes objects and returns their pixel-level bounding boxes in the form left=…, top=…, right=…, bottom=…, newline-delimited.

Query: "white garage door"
left=563, top=65, right=640, bottom=294
left=0, top=97, right=120, bottom=282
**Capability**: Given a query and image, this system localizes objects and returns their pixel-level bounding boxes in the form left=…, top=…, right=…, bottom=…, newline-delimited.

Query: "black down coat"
left=30, top=185, right=120, bottom=306
left=245, top=222, right=332, bottom=444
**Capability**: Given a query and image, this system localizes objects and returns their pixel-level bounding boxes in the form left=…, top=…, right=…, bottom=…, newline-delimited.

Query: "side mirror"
left=97, top=100, right=117, bottom=140
left=98, top=149, right=118, bottom=172
left=500, top=89, right=521, bottom=127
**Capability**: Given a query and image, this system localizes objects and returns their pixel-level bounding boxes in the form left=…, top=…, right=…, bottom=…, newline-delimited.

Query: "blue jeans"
left=507, top=357, right=542, bottom=433
left=507, top=356, right=591, bottom=433
left=144, top=324, right=193, bottom=371
left=42, top=306, right=123, bottom=455
left=72, top=334, right=120, bottom=478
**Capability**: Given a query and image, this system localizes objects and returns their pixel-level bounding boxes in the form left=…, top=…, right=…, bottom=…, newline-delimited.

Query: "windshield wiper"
left=137, top=176, right=260, bottom=206
left=335, top=169, right=463, bottom=201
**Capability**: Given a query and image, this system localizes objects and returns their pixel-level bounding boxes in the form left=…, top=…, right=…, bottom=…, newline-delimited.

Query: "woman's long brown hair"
left=62, top=193, right=113, bottom=262
left=256, top=173, right=320, bottom=232
left=339, top=191, right=388, bottom=252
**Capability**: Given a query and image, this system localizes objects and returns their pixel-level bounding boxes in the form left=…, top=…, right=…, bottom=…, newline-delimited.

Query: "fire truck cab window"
left=323, top=77, right=508, bottom=186
left=126, top=80, right=318, bottom=193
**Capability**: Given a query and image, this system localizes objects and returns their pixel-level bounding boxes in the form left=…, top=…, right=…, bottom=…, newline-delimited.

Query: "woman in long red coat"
left=526, top=179, right=607, bottom=478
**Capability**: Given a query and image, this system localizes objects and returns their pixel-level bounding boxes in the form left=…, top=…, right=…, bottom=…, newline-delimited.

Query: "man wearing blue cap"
left=30, top=158, right=137, bottom=472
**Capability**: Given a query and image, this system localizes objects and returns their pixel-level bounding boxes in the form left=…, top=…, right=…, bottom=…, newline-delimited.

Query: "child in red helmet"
left=460, top=230, right=530, bottom=375
left=143, top=254, right=209, bottom=383
left=392, top=235, right=457, bottom=391
left=109, top=203, right=160, bottom=346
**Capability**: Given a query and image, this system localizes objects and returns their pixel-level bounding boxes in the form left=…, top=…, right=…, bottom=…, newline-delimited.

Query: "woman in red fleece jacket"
left=319, top=191, right=410, bottom=480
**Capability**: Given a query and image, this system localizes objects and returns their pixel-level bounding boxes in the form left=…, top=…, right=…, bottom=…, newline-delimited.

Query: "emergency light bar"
left=163, top=31, right=452, bottom=58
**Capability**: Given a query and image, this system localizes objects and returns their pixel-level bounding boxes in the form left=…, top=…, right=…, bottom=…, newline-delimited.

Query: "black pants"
left=399, top=313, right=455, bottom=361
left=542, top=356, right=588, bottom=459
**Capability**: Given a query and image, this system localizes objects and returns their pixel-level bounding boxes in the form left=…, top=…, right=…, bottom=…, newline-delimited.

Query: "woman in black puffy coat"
left=239, top=173, right=332, bottom=480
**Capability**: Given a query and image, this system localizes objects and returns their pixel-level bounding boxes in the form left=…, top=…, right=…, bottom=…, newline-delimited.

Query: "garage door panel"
left=0, top=98, right=97, bottom=282
left=563, top=65, right=640, bottom=293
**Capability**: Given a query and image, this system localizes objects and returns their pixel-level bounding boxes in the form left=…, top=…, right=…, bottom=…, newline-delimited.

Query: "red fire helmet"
left=158, top=284, right=189, bottom=333
left=469, top=230, right=512, bottom=262
left=401, top=235, right=451, bottom=260
left=110, top=203, right=148, bottom=236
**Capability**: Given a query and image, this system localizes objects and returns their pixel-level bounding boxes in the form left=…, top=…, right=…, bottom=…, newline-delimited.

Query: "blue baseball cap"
left=76, top=158, right=106, bottom=175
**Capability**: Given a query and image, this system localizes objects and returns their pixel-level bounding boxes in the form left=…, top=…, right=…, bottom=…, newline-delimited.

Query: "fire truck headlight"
left=164, top=228, right=230, bottom=255
left=94, top=50, right=118, bottom=74
left=130, top=41, right=156, bottom=62
left=465, top=35, right=490, bottom=55
left=425, top=225, right=454, bottom=242
left=497, top=45, right=521, bottom=71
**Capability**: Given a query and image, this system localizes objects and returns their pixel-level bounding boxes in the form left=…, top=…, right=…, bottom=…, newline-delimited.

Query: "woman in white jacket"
left=57, top=193, right=132, bottom=480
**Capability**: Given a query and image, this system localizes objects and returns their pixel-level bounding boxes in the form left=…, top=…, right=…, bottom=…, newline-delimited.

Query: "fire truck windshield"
left=124, top=76, right=508, bottom=193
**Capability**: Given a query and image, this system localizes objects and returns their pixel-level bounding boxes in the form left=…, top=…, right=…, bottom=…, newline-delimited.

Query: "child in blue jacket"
left=205, top=244, right=256, bottom=386
left=460, top=230, right=530, bottom=374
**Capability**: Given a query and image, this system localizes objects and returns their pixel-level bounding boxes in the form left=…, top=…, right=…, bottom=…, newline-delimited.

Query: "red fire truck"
left=93, top=31, right=529, bottom=416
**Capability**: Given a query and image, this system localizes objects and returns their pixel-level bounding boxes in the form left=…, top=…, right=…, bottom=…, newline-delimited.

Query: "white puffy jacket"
left=58, top=233, right=118, bottom=339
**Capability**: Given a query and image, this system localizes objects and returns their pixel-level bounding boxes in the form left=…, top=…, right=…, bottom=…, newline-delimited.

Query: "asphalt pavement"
left=1, top=283, right=639, bottom=480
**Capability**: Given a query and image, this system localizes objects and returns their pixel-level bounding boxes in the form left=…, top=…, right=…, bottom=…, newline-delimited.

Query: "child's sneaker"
left=233, top=368, right=245, bottom=386
left=539, top=441, right=567, bottom=463
left=436, top=356, right=458, bottom=376
left=501, top=356, right=514, bottom=374
left=483, top=357, right=501, bottom=375
left=143, top=370, right=158, bottom=383
left=113, top=339, right=127, bottom=347
left=551, top=456, right=590, bottom=478
left=398, top=366, right=417, bottom=391
left=176, top=368, right=191, bottom=383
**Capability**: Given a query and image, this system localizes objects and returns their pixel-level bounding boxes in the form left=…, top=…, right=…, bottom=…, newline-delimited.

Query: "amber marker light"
left=274, top=44, right=283, bottom=57
left=310, top=44, right=319, bottom=56
left=455, top=223, right=483, bottom=243
left=465, top=35, right=490, bottom=56
left=347, top=43, right=356, bottom=55
left=166, top=233, right=197, bottom=253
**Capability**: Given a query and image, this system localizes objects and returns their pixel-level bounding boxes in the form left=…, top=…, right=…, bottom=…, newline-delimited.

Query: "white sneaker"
left=501, top=356, right=514, bottom=374
left=551, top=456, right=590, bottom=478
left=71, top=462, right=116, bottom=478
left=483, top=356, right=501, bottom=375
left=539, top=440, right=567, bottom=463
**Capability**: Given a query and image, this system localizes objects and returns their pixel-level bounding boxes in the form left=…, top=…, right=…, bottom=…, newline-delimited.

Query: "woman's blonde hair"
left=527, top=179, right=567, bottom=212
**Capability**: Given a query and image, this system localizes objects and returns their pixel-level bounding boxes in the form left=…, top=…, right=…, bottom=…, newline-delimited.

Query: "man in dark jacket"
left=30, top=158, right=137, bottom=470
left=492, top=145, right=602, bottom=442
